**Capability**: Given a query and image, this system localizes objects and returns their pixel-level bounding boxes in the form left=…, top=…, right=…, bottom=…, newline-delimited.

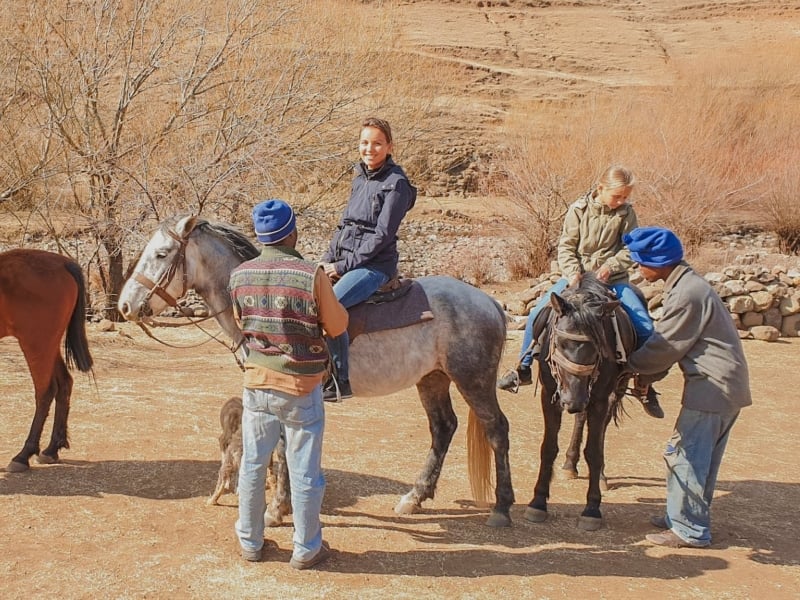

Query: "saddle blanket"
left=347, top=279, right=434, bottom=341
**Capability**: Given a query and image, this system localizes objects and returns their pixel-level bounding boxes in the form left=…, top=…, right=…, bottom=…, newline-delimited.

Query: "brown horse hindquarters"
left=0, top=250, right=92, bottom=470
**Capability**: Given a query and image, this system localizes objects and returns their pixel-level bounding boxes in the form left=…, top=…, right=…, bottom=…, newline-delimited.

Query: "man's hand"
left=596, top=265, right=611, bottom=283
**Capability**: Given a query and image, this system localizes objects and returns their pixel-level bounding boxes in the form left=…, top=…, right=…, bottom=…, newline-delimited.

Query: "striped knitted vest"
left=230, top=246, right=328, bottom=376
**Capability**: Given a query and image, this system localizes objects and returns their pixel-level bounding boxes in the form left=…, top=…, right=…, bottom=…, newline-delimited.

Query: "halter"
left=134, top=227, right=190, bottom=309
left=547, top=316, right=602, bottom=399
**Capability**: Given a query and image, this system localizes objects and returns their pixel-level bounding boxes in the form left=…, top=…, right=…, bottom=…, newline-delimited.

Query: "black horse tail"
left=64, top=260, right=94, bottom=373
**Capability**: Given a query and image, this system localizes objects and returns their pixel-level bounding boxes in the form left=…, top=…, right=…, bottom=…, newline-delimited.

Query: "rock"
left=750, top=290, right=775, bottom=311
left=725, top=295, right=755, bottom=314
left=781, top=314, right=800, bottom=337
left=741, top=311, right=763, bottom=328
left=97, top=319, right=116, bottom=332
left=779, top=293, right=800, bottom=316
left=750, top=325, right=780, bottom=342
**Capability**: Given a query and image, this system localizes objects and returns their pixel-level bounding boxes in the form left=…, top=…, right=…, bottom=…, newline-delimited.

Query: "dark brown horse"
left=524, top=273, right=634, bottom=531
left=0, top=249, right=94, bottom=471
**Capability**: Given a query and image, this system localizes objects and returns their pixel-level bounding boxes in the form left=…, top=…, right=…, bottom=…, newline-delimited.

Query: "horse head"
left=118, top=215, right=200, bottom=321
left=544, top=275, right=620, bottom=414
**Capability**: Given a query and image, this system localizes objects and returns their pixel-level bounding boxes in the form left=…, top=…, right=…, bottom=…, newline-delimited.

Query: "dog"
left=207, top=396, right=292, bottom=525
left=207, top=396, right=243, bottom=505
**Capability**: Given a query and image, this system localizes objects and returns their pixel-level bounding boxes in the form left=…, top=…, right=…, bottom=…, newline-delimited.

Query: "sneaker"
left=497, top=366, right=532, bottom=393
left=645, top=531, right=708, bottom=548
left=650, top=515, right=668, bottom=530
left=289, top=542, right=331, bottom=570
left=241, top=546, right=262, bottom=562
left=323, top=379, right=352, bottom=402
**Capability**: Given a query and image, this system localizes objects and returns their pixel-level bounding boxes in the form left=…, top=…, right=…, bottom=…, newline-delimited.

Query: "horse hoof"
left=394, top=499, right=419, bottom=515
left=561, top=468, right=579, bottom=480
left=6, top=460, right=29, bottom=473
left=485, top=510, right=512, bottom=528
left=36, top=453, right=58, bottom=465
left=578, top=515, right=603, bottom=531
left=524, top=506, right=548, bottom=523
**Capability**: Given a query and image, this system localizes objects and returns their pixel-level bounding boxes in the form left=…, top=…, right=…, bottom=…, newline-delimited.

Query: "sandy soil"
left=1, top=320, right=798, bottom=599
left=2, top=2, right=800, bottom=599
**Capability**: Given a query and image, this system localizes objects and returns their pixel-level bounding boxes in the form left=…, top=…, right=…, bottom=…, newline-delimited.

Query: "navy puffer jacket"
left=322, top=157, right=417, bottom=278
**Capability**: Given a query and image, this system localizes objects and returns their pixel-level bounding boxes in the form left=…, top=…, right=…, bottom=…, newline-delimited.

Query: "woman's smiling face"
left=359, top=126, right=392, bottom=170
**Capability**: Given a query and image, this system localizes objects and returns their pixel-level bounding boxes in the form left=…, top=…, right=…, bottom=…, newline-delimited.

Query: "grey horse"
left=118, top=215, right=514, bottom=527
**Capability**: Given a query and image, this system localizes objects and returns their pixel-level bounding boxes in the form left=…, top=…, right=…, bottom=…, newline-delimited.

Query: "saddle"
left=346, top=277, right=434, bottom=341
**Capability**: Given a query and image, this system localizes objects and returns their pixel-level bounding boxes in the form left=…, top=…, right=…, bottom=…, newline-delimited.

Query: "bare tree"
left=1, top=0, right=416, bottom=319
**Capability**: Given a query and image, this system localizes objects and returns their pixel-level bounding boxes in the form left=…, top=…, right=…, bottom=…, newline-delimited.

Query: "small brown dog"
left=207, top=396, right=292, bottom=525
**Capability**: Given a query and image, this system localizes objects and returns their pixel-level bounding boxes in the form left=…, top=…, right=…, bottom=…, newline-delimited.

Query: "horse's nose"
left=118, top=301, right=135, bottom=320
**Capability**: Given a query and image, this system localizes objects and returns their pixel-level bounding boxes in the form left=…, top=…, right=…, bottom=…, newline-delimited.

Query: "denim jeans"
left=518, top=278, right=654, bottom=368
left=519, top=278, right=569, bottom=368
left=661, top=407, right=740, bottom=546
left=235, top=386, right=326, bottom=563
left=327, top=266, right=389, bottom=382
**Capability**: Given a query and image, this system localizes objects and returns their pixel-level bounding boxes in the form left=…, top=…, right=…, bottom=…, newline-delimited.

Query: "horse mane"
left=159, top=215, right=260, bottom=262
left=196, top=220, right=260, bottom=262
left=560, top=273, right=617, bottom=361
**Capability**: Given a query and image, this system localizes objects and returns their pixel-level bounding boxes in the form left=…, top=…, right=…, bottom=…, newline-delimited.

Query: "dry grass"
left=497, top=40, right=800, bottom=275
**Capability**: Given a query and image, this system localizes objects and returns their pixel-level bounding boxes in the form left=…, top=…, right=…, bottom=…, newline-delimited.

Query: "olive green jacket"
left=557, top=190, right=639, bottom=284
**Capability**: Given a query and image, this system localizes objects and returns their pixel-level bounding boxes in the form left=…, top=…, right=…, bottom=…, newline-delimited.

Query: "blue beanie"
left=623, top=226, right=684, bottom=267
left=252, top=199, right=296, bottom=245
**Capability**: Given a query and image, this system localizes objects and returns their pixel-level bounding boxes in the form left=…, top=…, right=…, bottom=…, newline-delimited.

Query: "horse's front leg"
left=525, top=387, right=562, bottom=523
left=395, top=372, right=457, bottom=515
left=578, top=400, right=609, bottom=531
left=561, top=411, right=586, bottom=479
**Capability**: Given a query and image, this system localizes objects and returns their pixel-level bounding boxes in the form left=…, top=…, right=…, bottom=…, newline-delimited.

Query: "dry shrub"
left=498, top=39, right=800, bottom=273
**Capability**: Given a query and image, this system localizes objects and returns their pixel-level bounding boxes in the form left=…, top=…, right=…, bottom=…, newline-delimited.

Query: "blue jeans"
left=661, top=407, right=740, bottom=546
left=518, top=278, right=654, bottom=368
left=327, top=266, right=389, bottom=382
left=235, top=386, right=326, bottom=563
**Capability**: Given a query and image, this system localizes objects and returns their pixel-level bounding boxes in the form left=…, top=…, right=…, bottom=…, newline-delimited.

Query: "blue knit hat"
left=623, top=226, right=684, bottom=267
left=252, top=199, right=296, bottom=244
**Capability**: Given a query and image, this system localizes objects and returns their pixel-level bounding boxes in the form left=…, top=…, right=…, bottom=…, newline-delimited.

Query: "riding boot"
left=632, top=376, right=664, bottom=419
left=497, top=364, right=533, bottom=393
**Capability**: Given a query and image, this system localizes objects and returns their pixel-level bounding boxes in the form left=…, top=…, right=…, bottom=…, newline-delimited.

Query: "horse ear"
left=175, top=215, right=199, bottom=239
left=603, top=300, right=621, bottom=315
left=550, top=292, right=570, bottom=316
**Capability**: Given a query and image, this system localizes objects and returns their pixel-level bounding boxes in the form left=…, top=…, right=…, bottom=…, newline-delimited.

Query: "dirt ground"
left=1, top=320, right=798, bottom=599
left=3, top=1, right=800, bottom=599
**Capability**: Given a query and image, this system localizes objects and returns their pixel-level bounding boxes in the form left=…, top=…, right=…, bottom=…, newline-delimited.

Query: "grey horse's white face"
left=117, top=216, right=197, bottom=321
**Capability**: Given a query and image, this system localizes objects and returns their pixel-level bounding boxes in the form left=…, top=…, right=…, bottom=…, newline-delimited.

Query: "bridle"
left=133, top=227, right=191, bottom=310
left=130, top=222, right=245, bottom=370
left=546, top=315, right=602, bottom=398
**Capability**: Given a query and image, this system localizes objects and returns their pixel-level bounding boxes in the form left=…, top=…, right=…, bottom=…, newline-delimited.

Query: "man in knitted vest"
left=229, top=199, right=348, bottom=569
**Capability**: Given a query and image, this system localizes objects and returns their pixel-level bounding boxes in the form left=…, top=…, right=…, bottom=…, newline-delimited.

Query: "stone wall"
left=507, top=262, right=800, bottom=342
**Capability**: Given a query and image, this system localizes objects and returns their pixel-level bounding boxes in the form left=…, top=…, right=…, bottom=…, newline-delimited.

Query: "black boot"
left=633, top=380, right=664, bottom=419
left=497, top=365, right=533, bottom=393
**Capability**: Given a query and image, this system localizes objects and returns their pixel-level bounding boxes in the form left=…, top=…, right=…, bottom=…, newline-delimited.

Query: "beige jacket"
left=557, top=191, right=639, bottom=285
